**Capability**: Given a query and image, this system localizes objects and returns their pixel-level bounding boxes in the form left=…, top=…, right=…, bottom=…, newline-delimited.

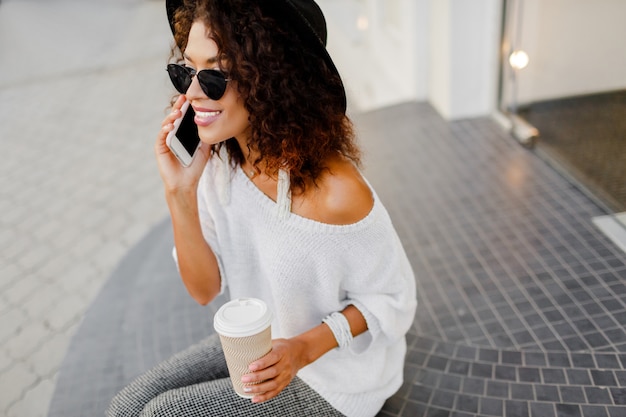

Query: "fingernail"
left=243, top=386, right=252, bottom=393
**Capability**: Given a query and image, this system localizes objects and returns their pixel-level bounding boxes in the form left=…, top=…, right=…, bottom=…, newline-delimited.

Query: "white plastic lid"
left=213, top=298, right=272, bottom=337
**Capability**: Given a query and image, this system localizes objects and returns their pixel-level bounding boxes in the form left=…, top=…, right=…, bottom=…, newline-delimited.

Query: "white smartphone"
left=166, top=100, right=201, bottom=167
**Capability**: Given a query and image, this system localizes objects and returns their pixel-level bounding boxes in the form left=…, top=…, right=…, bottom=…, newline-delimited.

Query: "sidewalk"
left=0, top=1, right=172, bottom=416
left=45, top=100, right=626, bottom=417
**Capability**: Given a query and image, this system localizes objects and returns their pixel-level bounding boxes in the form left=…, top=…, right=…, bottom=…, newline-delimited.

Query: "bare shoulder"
left=293, top=156, right=374, bottom=225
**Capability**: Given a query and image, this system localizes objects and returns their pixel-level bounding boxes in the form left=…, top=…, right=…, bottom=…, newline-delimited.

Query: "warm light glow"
left=357, top=15, right=369, bottom=31
left=509, top=50, right=529, bottom=70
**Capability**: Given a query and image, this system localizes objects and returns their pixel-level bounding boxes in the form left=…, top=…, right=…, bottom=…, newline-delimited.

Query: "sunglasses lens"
left=166, top=64, right=191, bottom=94
left=197, top=70, right=228, bottom=100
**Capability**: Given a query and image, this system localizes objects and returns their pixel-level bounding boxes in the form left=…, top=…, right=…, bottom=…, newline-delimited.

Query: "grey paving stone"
left=519, top=367, right=542, bottom=383
left=609, top=388, right=626, bottom=405
left=525, top=352, right=548, bottom=367
left=4, top=322, right=53, bottom=360
left=431, top=390, right=456, bottom=409
left=415, top=367, right=441, bottom=387
left=472, top=362, right=494, bottom=379
left=449, top=411, right=473, bottom=417
left=568, top=369, right=594, bottom=386
left=29, top=333, right=72, bottom=378
left=409, top=385, right=433, bottom=404
left=580, top=405, right=609, bottom=417
left=572, top=353, right=598, bottom=369
left=0, top=347, right=11, bottom=373
left=585, top=387, right=613, bottom=405
left=607, top=405, right=626, bottom=417
left=439, top=374, right=463, bottom=392
left=590, top=370, right=618, bottom=387
left=556, top=403, right=583, bottom=417
left=614, top=371, right=626, bottom=387
left=541, top=368, right=566, bottom=384
left=0, top=362, right=39, bottom=411
left=0, top=307, right=29, bottom=345
left=536, top=385, right=561, bottom=402
left=400, top=401, right=428, bottom=417
left=530, top=402, right=556, bottom=417
left=495, top=364, right=517, bottom=381
left=511, top=383, right=535, bottom=401
left=461, top=377, right=485, bottom=396
left=448, top=359, right=471, bottom=376
left=6, top=378, right=55, bottom=417
left=505, top=400, right=529, bottom=417
left=548, top=353, right=572, bottom=368
left=480, top=348, right=500, bottom=363
left=455, top=394, right=479, bottom=414
left=560, top=386, right=586, bottom=404
left=595, top=354, right=621, bottom=369
left=480, top=397, right=504, bottom=416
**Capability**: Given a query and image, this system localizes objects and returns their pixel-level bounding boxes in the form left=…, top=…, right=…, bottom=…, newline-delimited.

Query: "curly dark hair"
left=170, top=0, right=360, bottom=193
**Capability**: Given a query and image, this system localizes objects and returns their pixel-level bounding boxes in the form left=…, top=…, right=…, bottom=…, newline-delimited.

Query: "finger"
left=158, top=122, right=174, bottom=141
left=247, top=376, right=282, bottom=392
left=162, top=95, right=186, bottom=127
left=171, top=94, right=186, bottom=118
left=173, top=94, right=186, bottom=109
left=155, top=123, right=174, bottom=154
left=251, top=387, right=282, bottom=404
left=249, top=350, right=281, bottom=372
left=161, top=108, right=181, bottom=128
left=241, top=367, right=279, bottom=386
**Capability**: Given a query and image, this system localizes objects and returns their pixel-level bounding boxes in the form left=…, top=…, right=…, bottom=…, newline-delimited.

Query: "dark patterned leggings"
left=106, top=334, right=344, bottom=417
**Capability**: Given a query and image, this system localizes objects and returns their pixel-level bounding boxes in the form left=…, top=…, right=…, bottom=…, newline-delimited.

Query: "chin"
left=198, top=131, right=229, bottom=146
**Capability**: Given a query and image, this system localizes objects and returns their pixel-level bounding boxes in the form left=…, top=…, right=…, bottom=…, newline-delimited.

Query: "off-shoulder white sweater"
left=192, top=155, right=417, bottom=417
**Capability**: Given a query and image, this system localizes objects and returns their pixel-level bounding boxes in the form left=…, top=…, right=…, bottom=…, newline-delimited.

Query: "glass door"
left=499, top=0, right=626, bottom=213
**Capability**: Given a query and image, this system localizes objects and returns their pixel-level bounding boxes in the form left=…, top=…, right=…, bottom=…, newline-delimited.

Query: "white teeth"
left=196, top=110, right=221, bottom=118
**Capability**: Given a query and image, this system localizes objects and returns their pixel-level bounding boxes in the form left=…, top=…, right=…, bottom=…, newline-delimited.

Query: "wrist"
left=165, top=187, right=199, bottom=215
left=322, top=312, right=353, bottom=350
left=292, top=323, right=338, bottom=368
left=165, top=185, right=197, bottom=202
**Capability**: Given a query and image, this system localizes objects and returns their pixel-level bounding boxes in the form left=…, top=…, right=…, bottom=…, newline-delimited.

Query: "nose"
left=185, top=74, right=206, bottom=100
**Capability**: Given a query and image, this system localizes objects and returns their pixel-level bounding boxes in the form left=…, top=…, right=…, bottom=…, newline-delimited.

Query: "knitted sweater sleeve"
left=335, top=207, right=417, bottom=353
left=193, top=157, right=228, bottom=295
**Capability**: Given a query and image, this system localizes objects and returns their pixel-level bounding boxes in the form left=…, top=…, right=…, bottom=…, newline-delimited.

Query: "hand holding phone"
left=165, top=100, right=201, bottom=167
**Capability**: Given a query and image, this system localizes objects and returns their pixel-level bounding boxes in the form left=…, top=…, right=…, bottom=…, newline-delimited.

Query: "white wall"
left=515, top=0, right=626, bottom=104
left=319, top=0, right=430, bottom=113
left=320, top=0, right=502, bottom=119
left=428, top=0, right=451, bottom=116
left=429, top=0, right=502, bottom=119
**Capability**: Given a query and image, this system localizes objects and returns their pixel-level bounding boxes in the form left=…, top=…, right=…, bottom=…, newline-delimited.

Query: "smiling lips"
left=194, top=108, right=222, bottom=126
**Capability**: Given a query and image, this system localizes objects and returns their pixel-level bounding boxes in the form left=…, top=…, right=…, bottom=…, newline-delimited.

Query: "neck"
left=234, top=136, right=260, bottom=179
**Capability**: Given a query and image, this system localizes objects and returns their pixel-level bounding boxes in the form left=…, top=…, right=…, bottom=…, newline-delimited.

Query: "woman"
left=107, top=0, right=416, bottom=416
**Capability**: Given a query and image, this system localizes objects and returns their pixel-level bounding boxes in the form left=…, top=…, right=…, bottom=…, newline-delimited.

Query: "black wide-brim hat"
left=166, top=0, right=346, bottom=112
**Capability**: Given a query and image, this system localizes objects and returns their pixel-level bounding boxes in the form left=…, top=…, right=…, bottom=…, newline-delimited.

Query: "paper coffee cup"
left=213, top=298, right=273, bottom=398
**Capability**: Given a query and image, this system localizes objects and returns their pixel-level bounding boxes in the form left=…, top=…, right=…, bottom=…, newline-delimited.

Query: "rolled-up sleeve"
left=339, top=217, right=417, bottom=353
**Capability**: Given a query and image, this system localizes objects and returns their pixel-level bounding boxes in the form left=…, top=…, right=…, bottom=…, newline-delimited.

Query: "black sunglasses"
left=166, top=63, right=230, bottom=100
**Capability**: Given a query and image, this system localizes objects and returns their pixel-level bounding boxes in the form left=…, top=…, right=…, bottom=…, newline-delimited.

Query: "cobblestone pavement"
left=0, top=1, right=173, bottom=416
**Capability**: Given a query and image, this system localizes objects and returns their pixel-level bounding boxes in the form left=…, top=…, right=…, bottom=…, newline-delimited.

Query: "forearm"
left=295, top=305, right=368, bottom=367
left=167, top=188, right=221, bottom=305
left=244, top=305, right=369, bottom=402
